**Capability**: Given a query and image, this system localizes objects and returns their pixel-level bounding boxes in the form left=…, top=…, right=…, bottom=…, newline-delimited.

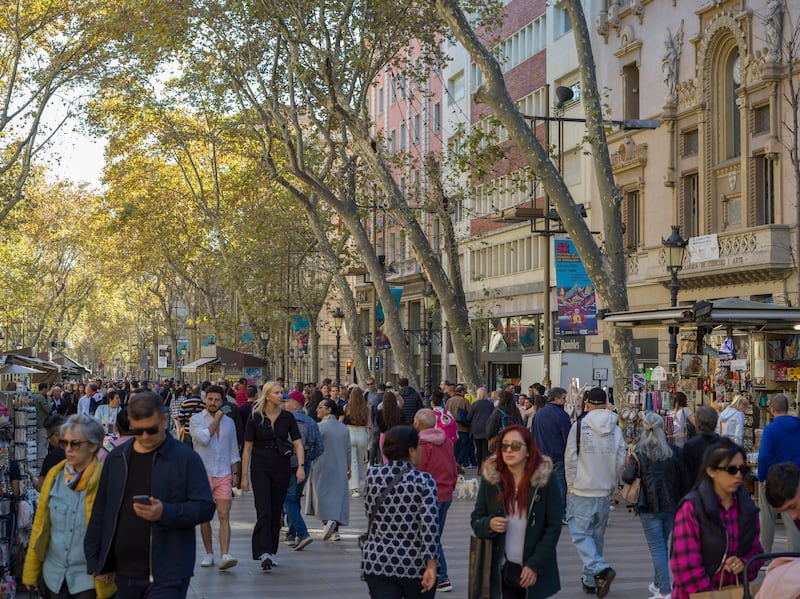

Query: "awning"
left=602, top=298, right=800, bottom=330
left=181, top=357, right=218, bottom=372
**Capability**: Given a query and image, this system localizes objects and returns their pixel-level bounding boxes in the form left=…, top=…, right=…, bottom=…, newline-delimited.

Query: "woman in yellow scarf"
left=23, top=414, right=116, bottom=599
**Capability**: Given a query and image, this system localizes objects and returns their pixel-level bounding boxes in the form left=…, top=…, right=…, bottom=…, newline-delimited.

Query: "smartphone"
left=132, top=495, right=151, bottom=504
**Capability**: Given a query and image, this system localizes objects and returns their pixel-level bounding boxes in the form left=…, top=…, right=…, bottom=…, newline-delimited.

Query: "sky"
left=46, top=130, right=107, bottom=190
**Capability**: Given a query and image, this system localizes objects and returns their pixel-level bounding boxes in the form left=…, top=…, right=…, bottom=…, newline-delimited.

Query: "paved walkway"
left=188, top=477, right=785, bottom=598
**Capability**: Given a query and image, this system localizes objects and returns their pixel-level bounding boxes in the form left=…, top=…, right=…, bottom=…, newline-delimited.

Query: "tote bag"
left=468, top=535, right=493, bottom=599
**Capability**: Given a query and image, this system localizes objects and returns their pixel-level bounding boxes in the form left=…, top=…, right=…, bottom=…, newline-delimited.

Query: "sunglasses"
left=714, top=465, right=749, bottom=476
left=501, top=441, right=525, bottom=452
left=130, top=425, right=161, bottom=436
left=60, top=439, right=90, bottom=450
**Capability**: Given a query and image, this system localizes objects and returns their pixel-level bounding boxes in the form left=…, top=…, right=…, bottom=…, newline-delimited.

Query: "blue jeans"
left=115, top=575, right=190, bottom=599
left=552, top=460, right=567, bottom=510
left=283, top=463, right=310, bottom=538
left=436, top=500, right=451, bottom=581
left=639, top=511, right=673, bottom=595
left=567, top=494, right=612, bottom=587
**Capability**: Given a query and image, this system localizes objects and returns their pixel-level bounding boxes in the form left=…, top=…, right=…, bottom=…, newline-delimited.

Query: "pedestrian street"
left=188, top=473, right=787, bottom=598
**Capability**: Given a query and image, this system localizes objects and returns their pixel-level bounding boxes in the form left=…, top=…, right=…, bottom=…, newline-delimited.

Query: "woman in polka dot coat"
left=361, top=425, right=439, bottom=598
left=471, top=424, right=563, bottom=599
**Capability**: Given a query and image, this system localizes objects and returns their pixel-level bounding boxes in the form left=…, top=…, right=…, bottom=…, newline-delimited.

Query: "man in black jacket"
left=682, top=406, right=721, bottom=488
left=398, top=378, right=423, bottom=425
left=85, top=392, right=215, bottom=599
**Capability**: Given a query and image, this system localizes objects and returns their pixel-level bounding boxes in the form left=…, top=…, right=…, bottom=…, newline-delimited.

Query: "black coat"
left=683, top=431, right=721, bottom=488
left=622, top=445, right=688, bottom=513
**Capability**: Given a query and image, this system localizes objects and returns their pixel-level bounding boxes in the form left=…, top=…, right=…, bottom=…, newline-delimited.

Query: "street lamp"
left=662, top=225, right=688, bottom=369
left=333, top=307, right=344, bottom=385
left=422, top=285, right=437, bottom=399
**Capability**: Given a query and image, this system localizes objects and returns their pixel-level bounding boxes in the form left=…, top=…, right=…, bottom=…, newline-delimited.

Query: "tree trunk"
left=435, top=0, right=637, bottom=390
left=340, top=124, right=484, bottom=390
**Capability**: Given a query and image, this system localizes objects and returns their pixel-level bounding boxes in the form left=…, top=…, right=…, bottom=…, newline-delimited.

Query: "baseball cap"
left=287, top=390, right=305, bottom=406
left=585, top=387, right=607, bottom=405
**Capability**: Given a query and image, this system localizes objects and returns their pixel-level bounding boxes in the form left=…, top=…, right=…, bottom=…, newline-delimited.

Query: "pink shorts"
left=208, top=474, right=233, bottom=500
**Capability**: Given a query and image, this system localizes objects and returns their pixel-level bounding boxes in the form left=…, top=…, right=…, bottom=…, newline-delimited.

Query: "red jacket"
left=417, top=427, right=458, bottom=502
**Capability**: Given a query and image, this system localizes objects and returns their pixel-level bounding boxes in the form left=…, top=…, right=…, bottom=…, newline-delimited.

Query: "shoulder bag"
left=358, top=465, right=410, bottom=550
left=619, top=452, right=642, bottom=505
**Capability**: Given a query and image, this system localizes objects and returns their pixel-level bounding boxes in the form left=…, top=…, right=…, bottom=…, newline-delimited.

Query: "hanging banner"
left=554, top=236, right=598, bottom=336
left=291, top=315, right=310, bottom=354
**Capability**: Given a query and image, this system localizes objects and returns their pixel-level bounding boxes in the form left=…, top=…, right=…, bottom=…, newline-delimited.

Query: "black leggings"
left=44, top=581, right=96, bottom=599
left=250, top=457, right=291, bottom=558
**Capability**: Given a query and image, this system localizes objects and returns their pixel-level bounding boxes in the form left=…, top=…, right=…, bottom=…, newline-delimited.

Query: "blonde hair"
left=475, top=387, right=488, bottom=401
left=253, top=380, right=282, bottom=419
left=729, top=394, right=748, bottom=410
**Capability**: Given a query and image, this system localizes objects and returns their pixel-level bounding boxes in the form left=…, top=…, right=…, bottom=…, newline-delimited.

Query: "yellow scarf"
left=63, top=457, right=98, bottom=492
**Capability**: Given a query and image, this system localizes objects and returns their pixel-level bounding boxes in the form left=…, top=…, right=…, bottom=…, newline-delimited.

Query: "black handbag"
left=468, top=535, right=493, bottom=599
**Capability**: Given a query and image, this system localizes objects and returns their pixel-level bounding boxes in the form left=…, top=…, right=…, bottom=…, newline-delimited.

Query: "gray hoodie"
left=565, top=409, right=626, bottom=497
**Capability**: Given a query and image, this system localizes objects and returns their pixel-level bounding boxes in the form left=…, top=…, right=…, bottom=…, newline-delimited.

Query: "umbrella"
left=0, top=364, right=45, bottom=375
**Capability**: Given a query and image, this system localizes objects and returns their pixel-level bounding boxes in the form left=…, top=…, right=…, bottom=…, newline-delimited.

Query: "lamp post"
left=422, top=285, right=437, bottom=399
left=662, top=225, right=688, bottom=369
left=333, top=307, right=344, bottom=385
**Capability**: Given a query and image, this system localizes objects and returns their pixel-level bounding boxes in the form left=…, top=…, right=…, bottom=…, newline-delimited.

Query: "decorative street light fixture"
left=332, top=307, right=344, bottom=385
left=662, top=225, right=688, bottom=368
left=422, top=285, right=437, bottom=399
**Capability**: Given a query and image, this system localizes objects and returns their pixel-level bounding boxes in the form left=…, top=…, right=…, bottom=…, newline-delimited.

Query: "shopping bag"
left=468, top=535, right=493, bottom=599
left=690, top=577, right=760, bottom=599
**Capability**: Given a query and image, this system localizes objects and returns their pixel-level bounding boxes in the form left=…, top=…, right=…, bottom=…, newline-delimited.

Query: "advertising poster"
left=554, top=237, right=598, bottom=336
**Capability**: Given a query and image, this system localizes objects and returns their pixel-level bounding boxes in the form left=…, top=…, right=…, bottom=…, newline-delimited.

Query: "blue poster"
left=554, top=237, right=598, bottom=336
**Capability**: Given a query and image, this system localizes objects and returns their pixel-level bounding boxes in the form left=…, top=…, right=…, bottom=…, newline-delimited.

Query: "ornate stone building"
left=592, top=0, right=798, bottom=365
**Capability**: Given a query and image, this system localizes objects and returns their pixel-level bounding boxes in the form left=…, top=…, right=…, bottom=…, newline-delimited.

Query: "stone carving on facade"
left=629, top=0, right=645, bottom=23
left=676, top=79, right=697, bottom=110
left=762, top=0, right=784, bottom=63
left=611, top=136, right=648, bottom=168
left=663, top=20, right=685, bottom=101
left=597, top=12, right=610, bottom=41
left=607, top=0, right=622, bottom=35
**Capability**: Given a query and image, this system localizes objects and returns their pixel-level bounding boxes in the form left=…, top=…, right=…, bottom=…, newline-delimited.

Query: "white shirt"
left=77, top=395, right=91, bottom=415
left=190, top=409, right=241, bottom=477
left=504, top=511, right=527, bottom=564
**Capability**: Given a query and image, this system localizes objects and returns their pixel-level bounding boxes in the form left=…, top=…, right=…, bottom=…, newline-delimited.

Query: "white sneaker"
left=200, top=553, right=214, bottom=567
left=648, top=592, right=671, bottom=599
left=271, top=554, right=279, bottom=567
left=322, top=519, right=337, bottom=540
left=649, top=583, right=658, bottom=595
left=218, top=554, right=237, bottom=570
left=259, top=553, right=273, bottom=571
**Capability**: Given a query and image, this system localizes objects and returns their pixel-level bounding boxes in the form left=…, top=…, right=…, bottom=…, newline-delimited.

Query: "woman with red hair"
left=471, top=424, right=563, bottom=599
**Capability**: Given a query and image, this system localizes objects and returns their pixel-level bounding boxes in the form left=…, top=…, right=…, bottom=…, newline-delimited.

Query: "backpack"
left=498, top=408, right=523, bottom=432
left=292, top=414, right=323, bottom=468
left=434, top=407, right=458, bottom=444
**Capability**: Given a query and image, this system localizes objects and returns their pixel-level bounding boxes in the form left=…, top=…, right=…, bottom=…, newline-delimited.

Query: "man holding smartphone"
left=85, top=392, right=215, bottom=599
left=191, top=384, right=241, bottom=569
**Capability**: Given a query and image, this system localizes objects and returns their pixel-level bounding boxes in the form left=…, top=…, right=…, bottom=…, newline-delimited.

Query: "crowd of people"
left=17, top=376, right=800, bottom=599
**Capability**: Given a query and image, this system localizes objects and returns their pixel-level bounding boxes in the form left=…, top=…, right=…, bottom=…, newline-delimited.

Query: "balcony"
left=627, top=225, right=794, bottom=289
left=386, top=257, right=425, bottom=282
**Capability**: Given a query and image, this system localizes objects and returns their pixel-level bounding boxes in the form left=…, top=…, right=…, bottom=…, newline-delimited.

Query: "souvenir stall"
left=0, top=371, right=41, bottom=598
left=601, top=297, right=800, bottom=501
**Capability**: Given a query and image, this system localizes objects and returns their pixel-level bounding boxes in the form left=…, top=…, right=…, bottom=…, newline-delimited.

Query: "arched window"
left=725, top=49, right=741, bottom=159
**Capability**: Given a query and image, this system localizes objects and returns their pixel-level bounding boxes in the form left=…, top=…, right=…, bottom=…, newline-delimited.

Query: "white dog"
left=455, top=475, right=479, bottom=500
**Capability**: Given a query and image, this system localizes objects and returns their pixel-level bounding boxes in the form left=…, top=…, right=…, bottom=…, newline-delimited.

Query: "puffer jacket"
left=621, top=445, right=688, bottom=513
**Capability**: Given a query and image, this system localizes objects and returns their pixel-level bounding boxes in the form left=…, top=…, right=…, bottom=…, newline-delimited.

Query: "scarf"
left=63, top=457, right=97, bottom=492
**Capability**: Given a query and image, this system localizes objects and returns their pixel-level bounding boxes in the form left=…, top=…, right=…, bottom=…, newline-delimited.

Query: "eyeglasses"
left=714, top=465, right=749, bottom=476
left=501, top=441, right=525, bottom=452
left=130, top=425, right=161, bottom=436
left=60, top=439, right=90, bottom=450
